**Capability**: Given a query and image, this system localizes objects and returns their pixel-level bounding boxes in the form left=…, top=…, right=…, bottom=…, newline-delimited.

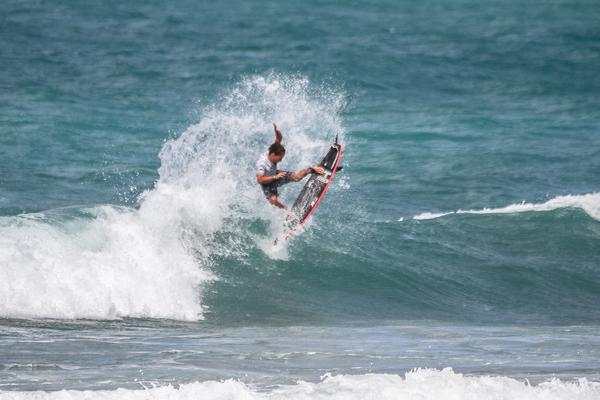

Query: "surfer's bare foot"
left=311, top=166, right=325, bottom=174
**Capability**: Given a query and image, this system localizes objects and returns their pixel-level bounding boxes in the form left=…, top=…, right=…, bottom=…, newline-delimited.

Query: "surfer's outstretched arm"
left=257, top=171, right=286, bottom=185
left=289, top=166, right=325, bottom=181
left=273, top=123, right=283, bottom=144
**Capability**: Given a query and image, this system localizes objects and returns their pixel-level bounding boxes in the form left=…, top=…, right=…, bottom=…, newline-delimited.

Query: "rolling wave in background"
left=413, top=192, right=600, bottom=221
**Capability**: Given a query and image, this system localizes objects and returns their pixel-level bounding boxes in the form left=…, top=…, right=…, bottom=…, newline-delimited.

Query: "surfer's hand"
left=274, top=171, right=286, bottom=180
left=311, top=166, right=325, bottom=175
left=273, top=123, right=283, bottom=144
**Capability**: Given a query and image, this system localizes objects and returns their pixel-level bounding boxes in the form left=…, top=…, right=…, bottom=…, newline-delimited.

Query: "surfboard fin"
left=335, top=165, right=343, bottom=172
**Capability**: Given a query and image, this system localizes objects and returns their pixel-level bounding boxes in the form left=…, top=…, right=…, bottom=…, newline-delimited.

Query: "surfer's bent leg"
left=268, top=195, right=285, bottom=209
left=261, top=183, right=277, bottom=198
left=261, top=180, right=287, bottom=209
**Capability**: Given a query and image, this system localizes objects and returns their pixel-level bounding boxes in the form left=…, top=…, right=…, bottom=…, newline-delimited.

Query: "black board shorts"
left=260, top=171, right=293, bottom=198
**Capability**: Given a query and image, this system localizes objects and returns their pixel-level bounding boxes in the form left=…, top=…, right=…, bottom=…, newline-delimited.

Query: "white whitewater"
left=1, top=369, right=598, bottom=400
left=412, top=192, right=600, bottom=222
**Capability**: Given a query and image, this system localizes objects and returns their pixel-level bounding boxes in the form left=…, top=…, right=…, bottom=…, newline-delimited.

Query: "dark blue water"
left=1, top=1, right=600, bottom=398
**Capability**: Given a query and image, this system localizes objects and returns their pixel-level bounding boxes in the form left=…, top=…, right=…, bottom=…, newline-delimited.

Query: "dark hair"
left=268, top=142, right=286, bottom=156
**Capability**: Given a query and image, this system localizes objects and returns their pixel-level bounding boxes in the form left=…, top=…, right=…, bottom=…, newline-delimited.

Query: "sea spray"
left=153, top=73, right=347, bottom=257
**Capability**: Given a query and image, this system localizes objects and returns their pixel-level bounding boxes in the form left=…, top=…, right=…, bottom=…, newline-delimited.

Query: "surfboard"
left=288, top=138, right=343, bottom=230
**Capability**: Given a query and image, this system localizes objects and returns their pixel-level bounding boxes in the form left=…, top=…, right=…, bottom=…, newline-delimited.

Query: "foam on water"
left=412, top=192, right=600, bottom=221
left=0, top=205, right=212, bottom=321
left=1, top=369, right=598, bottom=400
left=0, top=74, right=346, bottom=321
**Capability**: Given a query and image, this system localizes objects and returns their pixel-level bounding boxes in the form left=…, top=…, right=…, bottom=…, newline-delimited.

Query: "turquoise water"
left=2, top=1, right=600, bottom=398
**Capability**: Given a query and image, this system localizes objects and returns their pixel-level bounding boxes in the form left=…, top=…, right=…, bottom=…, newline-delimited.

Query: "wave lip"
left=412, top=192, right=600, bottom=221
left=1, top=369, right=598, bottom=399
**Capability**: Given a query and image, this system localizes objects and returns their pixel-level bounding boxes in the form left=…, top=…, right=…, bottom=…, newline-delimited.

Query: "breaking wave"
left=0, top=74, right=346, bottom=321
left=2, top=369, right=598, bottom=400
left=412, top=192, right=600, bottom=221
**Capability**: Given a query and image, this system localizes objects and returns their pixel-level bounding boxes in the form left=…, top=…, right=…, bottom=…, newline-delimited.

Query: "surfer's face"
left=269, top=153, right=284, bottom=163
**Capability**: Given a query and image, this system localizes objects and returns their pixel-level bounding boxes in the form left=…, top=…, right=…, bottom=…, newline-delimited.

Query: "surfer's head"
left=268, top=142, right=286, bottom=163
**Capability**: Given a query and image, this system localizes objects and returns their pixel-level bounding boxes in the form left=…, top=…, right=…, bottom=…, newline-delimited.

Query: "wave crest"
left=3, top=369, right=598, bottom=400
left=412, top=192, right=600, bottom=221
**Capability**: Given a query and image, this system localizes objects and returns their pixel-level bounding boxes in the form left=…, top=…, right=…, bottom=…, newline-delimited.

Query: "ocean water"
left=2, top=0, right=600, bottom=399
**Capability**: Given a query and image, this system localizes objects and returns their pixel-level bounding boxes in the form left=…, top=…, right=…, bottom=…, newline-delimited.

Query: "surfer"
left=256, top=123, right=324, bottom=208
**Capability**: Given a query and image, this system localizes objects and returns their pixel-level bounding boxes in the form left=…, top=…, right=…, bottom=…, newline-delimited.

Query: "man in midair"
left=256, top=124, right=324, bottom=208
